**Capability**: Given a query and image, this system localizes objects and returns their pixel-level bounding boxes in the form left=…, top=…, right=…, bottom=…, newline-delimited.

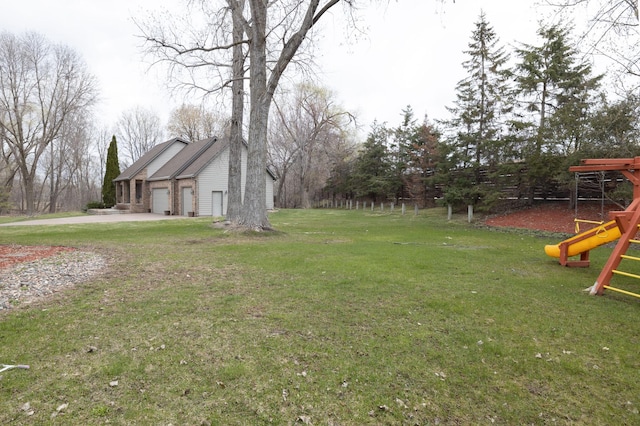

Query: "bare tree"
left=0, top=121, right=18, bottom=209
left=269, top=83, right=355, bottom=208
left=141, top=0, right=353, bottom=229
left=167, top=103, right=226, bottom=141
left=92, top=125, right=113, bottom=190
left=545, top=1, right=640, bottom=84
left=42, top=112, right=97, bottom=212
left=139, top=1, right=248, bottom=223
left=0, top=32, right=98, bottom=215
left=228, top=0, right=351, bottom=229
left=116, top=106, right=164, bottom=167
left=226, top=0, right=247, bottom=223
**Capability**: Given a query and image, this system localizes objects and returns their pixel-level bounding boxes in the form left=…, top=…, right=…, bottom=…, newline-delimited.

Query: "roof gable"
left=175, top=137, right=230, bottom=179
left=114, top=137, right=189, bottom=182
left=147, top=137, right=218, bottom=181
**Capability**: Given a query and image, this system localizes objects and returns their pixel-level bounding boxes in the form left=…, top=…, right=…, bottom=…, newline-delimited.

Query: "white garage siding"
left=195, top=145, right=274, bottom=216
left=265, top=174, right=274, bottom=210
left=152, top=188, right=170, bottom=213
left=197, top=147, right=239, bottom=216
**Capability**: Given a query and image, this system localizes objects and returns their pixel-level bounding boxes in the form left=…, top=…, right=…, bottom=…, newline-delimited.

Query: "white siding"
left=198, top=146, right=247, bottom=216
left=147, top=142, right=186, bottom=176
left=196, top=145, right=275, bottom=215
left=265, top=172, right=274, bottom=210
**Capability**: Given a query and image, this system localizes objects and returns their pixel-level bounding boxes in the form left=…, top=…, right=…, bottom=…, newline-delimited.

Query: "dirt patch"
left=0, top=245, right=75, bottom=270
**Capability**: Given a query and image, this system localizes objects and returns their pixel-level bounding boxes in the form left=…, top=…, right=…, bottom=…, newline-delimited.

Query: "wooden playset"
left=545, top=157, right=640, bottom=298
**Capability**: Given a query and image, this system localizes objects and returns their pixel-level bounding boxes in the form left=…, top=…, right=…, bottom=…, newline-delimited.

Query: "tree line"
left=1, top=2, right=637, bottom=218
left=0, top=30, right=229, bottom=215
left=321, top=15, right=640, bottom=212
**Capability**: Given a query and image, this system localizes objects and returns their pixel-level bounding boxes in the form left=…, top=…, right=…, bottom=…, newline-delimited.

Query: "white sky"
left=1, top=0, right=559, bottom=137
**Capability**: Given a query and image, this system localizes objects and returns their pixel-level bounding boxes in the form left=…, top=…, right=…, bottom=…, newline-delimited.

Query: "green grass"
left=0, top=208, right=639, bottom=425
left=0, top=210, right=87, bottom=224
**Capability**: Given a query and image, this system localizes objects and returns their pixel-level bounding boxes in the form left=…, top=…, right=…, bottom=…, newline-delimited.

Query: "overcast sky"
left=1, top=0, right=555, bottom=138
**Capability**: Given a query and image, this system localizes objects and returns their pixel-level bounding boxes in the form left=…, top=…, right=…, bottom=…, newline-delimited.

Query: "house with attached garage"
left=113, top=136, right=275, bottom=216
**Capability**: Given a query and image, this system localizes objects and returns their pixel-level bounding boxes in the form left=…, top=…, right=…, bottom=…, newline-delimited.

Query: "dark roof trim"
left=113, top=137, right=189, bottom=182
left=147, top=137, right=218, bottom=181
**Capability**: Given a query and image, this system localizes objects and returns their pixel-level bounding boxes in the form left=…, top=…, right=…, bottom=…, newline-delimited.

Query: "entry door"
left=211, top=191, right=223, bottom=217
left=181, top=187, right=193, bottom=216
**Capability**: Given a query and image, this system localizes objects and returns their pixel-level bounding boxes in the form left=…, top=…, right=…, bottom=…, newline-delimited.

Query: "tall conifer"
left=102, top=136, right=121, bottom=208
left=441, top=12, right=512, bottom=209
left=513, top=24, right=601, bottom=202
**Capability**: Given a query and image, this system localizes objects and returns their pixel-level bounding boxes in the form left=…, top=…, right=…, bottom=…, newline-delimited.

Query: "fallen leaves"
left=21, top=402, right=34, bottom=416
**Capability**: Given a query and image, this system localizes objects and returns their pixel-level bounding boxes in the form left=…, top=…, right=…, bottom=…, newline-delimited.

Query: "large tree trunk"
left=226, top=0, right=245, bottom=223
left=240, top=0, right=271, bottom=230
left=236, top=0, right=340, bottom=229
left=23, top=170, right=36, bottom=216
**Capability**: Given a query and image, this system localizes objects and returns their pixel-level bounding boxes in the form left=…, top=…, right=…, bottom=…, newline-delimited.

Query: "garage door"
left=152, top=188, right=169, bottom=214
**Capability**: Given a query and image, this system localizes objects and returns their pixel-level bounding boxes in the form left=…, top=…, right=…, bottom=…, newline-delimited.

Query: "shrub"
left=85, top=201, right=106, bottom=211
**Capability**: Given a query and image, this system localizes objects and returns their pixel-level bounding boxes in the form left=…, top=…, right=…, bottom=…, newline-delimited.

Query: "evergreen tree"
left=441, top=12, right=512, bottom=210
left=446, top=13, right=512, bottom=166
left=352, top=122, right=394, bottom=203
left=102, top=135, right=121, bottom=208
left=583, top=94, right=640, bottom=159
left=403, top=117, right=441, bottom=207
left=391, top=106, right=419, bottom=202
left=513, top=24, right=602, bottom=201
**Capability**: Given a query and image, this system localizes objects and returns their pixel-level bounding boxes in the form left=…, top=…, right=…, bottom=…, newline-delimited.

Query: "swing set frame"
left=573, top=171, right=606, bottom=233
left=569, top=157, right=640, bottom=297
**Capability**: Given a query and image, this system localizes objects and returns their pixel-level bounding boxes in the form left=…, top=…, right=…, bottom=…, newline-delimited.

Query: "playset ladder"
left=602, top=239, right=640, bottom=299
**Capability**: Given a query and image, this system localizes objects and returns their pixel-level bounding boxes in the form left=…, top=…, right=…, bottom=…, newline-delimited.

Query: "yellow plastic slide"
left=544, top=220, right=621, bottom=258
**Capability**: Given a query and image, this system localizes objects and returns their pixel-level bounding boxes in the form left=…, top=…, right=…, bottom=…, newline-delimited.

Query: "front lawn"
left=0, top=208, right=637, bottom=425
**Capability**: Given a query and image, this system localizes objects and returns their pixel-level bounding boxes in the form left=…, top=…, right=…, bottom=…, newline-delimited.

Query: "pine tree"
left=352, top=122, right=394, bottom=203
left=403, top=118, right=441, bottom=207
left=441, top=12, right=512, bottom=210
left=513, top=24, right=602, bottom=202
left=391, top=106, right=418, bottom=202
left=102, top=135, right=121, bottom=208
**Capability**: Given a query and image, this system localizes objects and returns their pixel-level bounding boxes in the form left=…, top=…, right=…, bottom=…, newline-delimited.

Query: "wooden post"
left=468, top=205, right=473, bottom=223
left=414, top=204, right=418, bottom=216
left=447, top=204, right=452, bottom=220
left=402, top=203, right=406, bottom=215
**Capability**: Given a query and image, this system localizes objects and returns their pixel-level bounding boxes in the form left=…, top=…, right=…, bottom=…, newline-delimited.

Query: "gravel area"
left=0, top=250, right=108, bottom=311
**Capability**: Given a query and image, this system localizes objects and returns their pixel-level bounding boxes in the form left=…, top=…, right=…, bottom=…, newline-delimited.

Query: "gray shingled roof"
left=114, top=137, right=189, bottom=182
left=147, top=137, right=219, bottom=181
left=175, top=137, right=229, bottom=179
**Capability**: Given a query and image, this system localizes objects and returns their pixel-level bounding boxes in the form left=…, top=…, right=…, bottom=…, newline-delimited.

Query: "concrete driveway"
left=0, top=213, right=196, bottom=227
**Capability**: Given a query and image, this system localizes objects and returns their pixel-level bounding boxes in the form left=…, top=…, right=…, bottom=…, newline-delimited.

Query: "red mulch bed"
left=0, top=245, right=75, bottom=270
left=485, top=201, right=617, bottom=234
